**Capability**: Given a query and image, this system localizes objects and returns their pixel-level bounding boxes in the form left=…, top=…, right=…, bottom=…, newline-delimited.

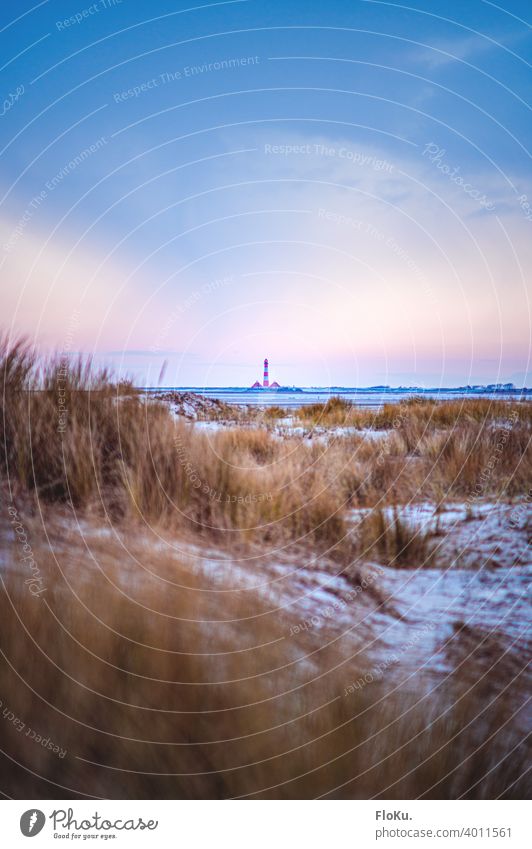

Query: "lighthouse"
left=263, top=358, right=269, bottom=387
left=250, top=357, right=281, bottom=389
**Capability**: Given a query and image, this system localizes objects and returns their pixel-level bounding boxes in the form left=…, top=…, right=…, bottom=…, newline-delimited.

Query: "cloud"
left=411, top=29, right=529, bottom=70
left=0, top=214, right=148, bottom=352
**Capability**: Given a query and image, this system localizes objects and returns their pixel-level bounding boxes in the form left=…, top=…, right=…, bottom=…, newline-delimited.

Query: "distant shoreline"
left=143, top=386, right=532, bottom=409
left=143, top=386, right=531, bottom=394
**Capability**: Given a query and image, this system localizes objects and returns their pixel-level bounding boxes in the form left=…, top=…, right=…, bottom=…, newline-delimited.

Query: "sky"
left=1, top=0, right=531, bottom=387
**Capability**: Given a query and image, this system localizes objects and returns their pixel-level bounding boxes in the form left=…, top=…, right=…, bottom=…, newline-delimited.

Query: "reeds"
left=0, top=337, right=348, bottom=548
left=1, top=335, right=530, bottom=799
left=1, top=336, right=530, bottom=549
left=291, top=393, right=530, bottom=430
left=0, top=516, right=528, bottom=799
left=353, top=506, right=436, bottom=567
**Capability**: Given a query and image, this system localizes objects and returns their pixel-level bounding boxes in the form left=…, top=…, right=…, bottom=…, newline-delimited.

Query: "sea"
left=146, top=388, right=530, bottom=410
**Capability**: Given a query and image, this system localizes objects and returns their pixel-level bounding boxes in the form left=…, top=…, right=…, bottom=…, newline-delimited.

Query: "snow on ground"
left=2, top=500, right=529, bottom=694
left=191, top=420, right=229, bottom=432
left=149, top=391, right=232, bottom=421
left=153, top=392, right=392, bottom=441
left=340, top=498, right=532, bottom=673
left=266, top=419, right=391, bottom=441
left=177, top=507, right=531, bottom=683
left=307, top=426, right=391, bottom=443
left=349, top=499, right=532, bottom=570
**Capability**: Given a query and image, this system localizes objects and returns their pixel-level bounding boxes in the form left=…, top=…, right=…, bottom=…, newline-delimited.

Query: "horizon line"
left=140, top=383, right=530, bottom=392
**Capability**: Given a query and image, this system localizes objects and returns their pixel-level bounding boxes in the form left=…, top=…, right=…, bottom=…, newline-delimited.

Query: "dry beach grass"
left=1, top=513, right=529, bottom=799
left=1, top=336, right=531, bottom=798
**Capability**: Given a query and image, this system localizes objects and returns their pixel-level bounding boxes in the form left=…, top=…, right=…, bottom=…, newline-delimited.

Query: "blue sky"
left=1, top=0, right=531, bottom=386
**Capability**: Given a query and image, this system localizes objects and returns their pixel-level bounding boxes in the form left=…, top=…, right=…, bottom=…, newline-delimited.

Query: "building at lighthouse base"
left=249, top=380, right=281, bottom=390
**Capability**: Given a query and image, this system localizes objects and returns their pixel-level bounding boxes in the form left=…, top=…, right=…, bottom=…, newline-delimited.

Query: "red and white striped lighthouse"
left=263, top=358, right=269, bottom=387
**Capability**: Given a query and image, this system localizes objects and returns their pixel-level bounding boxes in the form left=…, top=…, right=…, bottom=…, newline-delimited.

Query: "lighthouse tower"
left=250, top=357, right=281, bottom=389
left=263, top=358, right=269, bottom=387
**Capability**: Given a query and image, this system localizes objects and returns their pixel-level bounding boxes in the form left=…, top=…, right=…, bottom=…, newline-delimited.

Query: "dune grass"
left=0, top=336, right=347, bottom=550
left=1, top=336, right=531, bottom=555
left=295, top=394, right=531, bottom=430
left=1, top=335, right=530, bottom=799
left=352, top=507, right=436, bottom=568
left=0, top=516, right=528, bottom=799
